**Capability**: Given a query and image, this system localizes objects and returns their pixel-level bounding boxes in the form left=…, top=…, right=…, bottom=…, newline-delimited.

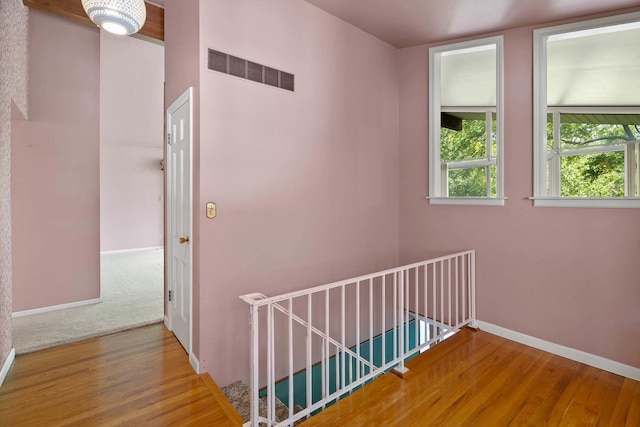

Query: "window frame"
left=532, top=12, right=640, bottom=208
left=428, top=36, right=505, bottom=206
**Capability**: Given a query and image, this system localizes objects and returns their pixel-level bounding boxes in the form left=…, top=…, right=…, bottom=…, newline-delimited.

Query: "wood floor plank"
left=0, top=324, right=241, bottom=426
left=610, top=378, right=640, bottom=425
left=300, top=328, right=640, bottom=426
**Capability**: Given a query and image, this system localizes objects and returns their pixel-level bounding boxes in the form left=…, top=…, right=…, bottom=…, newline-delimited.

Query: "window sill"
left=530, top=197, right=640, bottom=209
left=427, top=197, right=506, bottom=207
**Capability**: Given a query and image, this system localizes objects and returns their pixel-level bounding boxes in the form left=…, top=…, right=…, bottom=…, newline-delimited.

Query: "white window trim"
left=532, top=12, right=640, bottom=208
left=428, top=36, right=505, bottom=206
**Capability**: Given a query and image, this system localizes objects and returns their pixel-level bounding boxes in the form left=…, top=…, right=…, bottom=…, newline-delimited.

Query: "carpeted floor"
left=12, top=248, right=164, bottom=354
left=222, top=380, right=301, bottom=424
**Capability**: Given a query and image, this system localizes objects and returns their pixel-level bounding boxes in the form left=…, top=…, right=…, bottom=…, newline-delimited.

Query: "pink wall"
left=194, top=0, right=399, bottom=386
left=100, top=144, right=164, bottom=252
left=0, top=0, right=28, bottom=372
left=11, top=10, right=100, bottom=312
left=100, top=30, right=164, bottom=252
left=100, top=30, right=164, bottom=148
left=398, top=11, right=640, bottom=369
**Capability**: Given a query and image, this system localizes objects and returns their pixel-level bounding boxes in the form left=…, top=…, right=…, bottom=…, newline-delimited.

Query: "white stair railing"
left=240, top=250, right=476, bottom=427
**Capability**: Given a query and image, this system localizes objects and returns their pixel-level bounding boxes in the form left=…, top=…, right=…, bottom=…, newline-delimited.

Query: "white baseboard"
left=164, top=315, right=170, bottom=330
left=0, top=348, right=16, bottom=388
left=190, top=352, right=200, bottom=374
left=100, top=246, right=163, bottom=255
left=13, top=298, right=102, bottom=318
left=477, top=321, right=640, bottom=381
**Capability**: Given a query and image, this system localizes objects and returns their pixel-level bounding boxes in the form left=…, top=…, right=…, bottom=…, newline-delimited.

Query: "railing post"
left=239, top=293, right=268, bottom=427
left=249, top=303, right=259, bottom=427
left=470, top=251, right=478, bottom=329
left=392, top=270, right=409, bottom=377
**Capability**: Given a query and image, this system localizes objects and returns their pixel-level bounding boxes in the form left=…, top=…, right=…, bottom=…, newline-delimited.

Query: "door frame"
left=165, top=87, right=196, bottom=372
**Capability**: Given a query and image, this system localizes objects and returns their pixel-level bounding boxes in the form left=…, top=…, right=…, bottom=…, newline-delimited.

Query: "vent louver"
left=207, top=49, right=295, bottom=92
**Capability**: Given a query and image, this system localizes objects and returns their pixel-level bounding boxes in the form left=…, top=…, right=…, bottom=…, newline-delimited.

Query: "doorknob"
left=179, top=236, right=190, bottom=244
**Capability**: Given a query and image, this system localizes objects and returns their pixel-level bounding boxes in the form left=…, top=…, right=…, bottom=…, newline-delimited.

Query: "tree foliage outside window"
left=441, top=117, right=497, bottom=197
left=547, top=119, right=639, bottom=197
left=444, top=118, right=639, bottom=198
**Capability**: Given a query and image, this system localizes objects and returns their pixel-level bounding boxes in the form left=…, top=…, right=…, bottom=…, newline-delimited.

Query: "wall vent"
left=207, top=49, right=295, bottom=92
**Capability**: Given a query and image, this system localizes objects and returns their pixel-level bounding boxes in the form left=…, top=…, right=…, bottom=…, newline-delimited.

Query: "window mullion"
left=560, top=144, right=625, bottom=157
left=485, top=111, right=492, bottom=197
left=636, top=143, right=640, bottom=197
left=441, top=163, right=449, bottom=197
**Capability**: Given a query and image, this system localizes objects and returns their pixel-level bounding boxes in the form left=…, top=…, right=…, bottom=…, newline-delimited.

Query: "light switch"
left=206, top=202, right=217, bottom=219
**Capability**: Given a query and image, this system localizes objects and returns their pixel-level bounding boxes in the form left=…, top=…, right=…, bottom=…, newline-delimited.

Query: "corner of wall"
left=0, top=0, right=29, bottom=376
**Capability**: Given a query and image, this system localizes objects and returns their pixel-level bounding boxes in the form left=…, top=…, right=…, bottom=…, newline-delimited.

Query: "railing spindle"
left=455, top=257, right=459, bottom=327
left=393, top=273, right=397, bottom=361
left=471, top=252, right=477, bottom=327
left=288, top=298, right=294, bottom=420
left=405, top=270, right=409, bottom=353
left=369, top=278, right=373, bottom=376
left=356, top=281, right=360, bottom=384
left=323, top=290, right=329, bottom=404
left=267, top=304, right=274, bottom=426
left=440, top=260, right=444, bottom=336
left=432, top=262, right=436, bottom=338
left=448, top=258, right=452, bottom=331
left=382, top=274, right=386, bottom=368
left=306, top=294, right=312, bottom=410
left=414, top=267, right=419, bottom=350
left=340, top=285, right=346, bottom=394
left=462, top=255, right=467, bottom=323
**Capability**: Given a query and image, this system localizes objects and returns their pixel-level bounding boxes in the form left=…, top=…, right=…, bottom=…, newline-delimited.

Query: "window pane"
left=448, top=167, right=487, bottom=197
left=560, top=120, right=636, bottom=150
left=491, top=118, right=497, bottom=157
left=546, top=117, right=554, bottom=150
left=490, top=165, right=497, bottom=196
left=560, top=151, right=625, bottom=197
left=441, top=118, right=487, bottom=161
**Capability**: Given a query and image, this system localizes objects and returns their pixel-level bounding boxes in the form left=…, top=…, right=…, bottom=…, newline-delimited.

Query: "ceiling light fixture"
left=81, top=0, right=147, bottom=36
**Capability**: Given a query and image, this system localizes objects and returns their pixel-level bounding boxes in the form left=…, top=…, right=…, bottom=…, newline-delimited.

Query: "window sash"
left=440, top=110, right=497, bottom=198
left=429, top=36, right=504, bottom=204
left=544, top=109, right=639, bottom=198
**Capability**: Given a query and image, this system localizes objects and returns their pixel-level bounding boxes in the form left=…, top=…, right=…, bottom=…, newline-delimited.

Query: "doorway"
left=98, top=29, right=166, bottom=332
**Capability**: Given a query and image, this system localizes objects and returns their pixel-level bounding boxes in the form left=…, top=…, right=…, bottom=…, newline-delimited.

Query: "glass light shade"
left=81, top=0, right=147, bottom=36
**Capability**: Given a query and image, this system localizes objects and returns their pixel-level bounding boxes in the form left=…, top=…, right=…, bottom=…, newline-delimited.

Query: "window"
left=533, top=13, right=640, bottom=208
left=429, top=37, right=504, bottom=206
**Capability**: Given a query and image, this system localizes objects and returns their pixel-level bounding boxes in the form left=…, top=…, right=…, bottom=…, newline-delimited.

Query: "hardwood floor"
left=301, top=328, right=640, bottom=426
left=0, top=324, right=243, bottom=426
left=3, top=324, right=638, bottom=426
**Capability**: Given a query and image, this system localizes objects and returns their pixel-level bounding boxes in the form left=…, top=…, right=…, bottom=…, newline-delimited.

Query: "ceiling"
left=303, top=0, right=640, bottom=47
left=147, top=1, right=639, bottom=48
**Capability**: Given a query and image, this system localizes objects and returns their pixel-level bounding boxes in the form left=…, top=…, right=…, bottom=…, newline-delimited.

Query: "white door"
left=166, top=88, right=193, bottom=354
